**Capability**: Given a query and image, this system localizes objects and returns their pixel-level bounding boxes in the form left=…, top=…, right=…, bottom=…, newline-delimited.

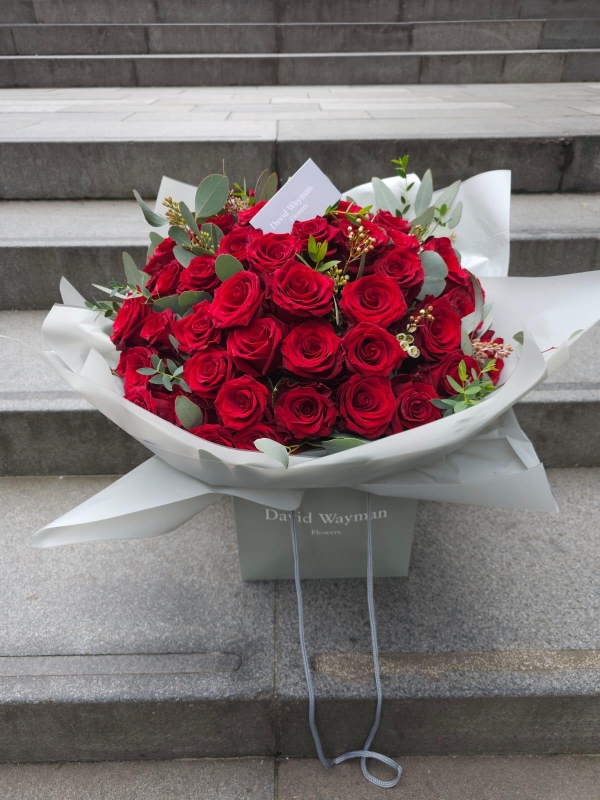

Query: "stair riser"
left=2, top=0, right=598, bottom=24
left=0, top=694, right=598, bottom=762
left=2, top=137, right=599, bottom=200
left=3, top=238, right=598, bottom=311
left=0, top=402, right=597, bottom=476
left=2, top=20, right=599, bottom=55
left=1, top=50, right=599, bottom=89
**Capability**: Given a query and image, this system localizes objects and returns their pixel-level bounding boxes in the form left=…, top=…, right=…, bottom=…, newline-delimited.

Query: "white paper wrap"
left=29, top=171, right=600, bottom=547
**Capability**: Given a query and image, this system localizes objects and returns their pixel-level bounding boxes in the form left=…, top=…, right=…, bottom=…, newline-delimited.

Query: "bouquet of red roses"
left=92, top=157, right=511, bottom=459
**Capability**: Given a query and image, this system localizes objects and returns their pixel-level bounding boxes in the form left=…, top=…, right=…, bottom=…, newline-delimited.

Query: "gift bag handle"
left=290, top=493, right=402, bottom=789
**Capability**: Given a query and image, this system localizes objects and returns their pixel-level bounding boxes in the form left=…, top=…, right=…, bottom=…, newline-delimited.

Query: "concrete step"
left=2, top=49, right=600, bottom=88
left=2, top=20, right=599, bottom=56
left=1, top=756, right=600, bottom=799
left=3, top=0, right=598, bottom=24
left=0, top=308, right=599, bottom=474
left=0, top=469, right=597, bottom=761
left=2, top=194, right=598, bottom=311
left=1, top=84, right=600, bottom=199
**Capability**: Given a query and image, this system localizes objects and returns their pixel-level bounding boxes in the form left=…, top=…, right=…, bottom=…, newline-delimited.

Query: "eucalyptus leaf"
left=257, top=172, right=278, bottom=202
left=414, top=169, right=433, bottom=217
left=447, top=201, right=463, bottom=229
left=133, top=190, right=167, bottom=227
left=201, top=223, right=224, bottom=251
left=147, top=231, right=164, bottom=259
left=215, top=254, right=244, bottom=282
left=372, top=177, right=400, bottom=215
left=175, top=395, right=204, bottom=430
left=179, top=290, right=212, bottom=311
left=179, top=201, right=201, bottom=236
left=479, top=303, right=494, bottom=336
left=513, top=331, right=524, bottom=345
left=410, top=205, right=435, bottom=232
left=417, top=250, right=448, bottom=300
left=195, top=174, right=229, bottom=218
left=321, top=437, right=367, bottom=454
left=149, top=374, right=164, bottom=385
left=435, top=180, right=461, bottom=213
left=152, top=294, right=181, bottom=312
left=122, top=251, right=147, bottom=289
left=461, top=271, right=484, bottom=335
left=254, top=169, right=270, bottom=201
left=254, top=438, right=289, bottom=468
left=461, top=328, right=473, bottom=356
left=173, top=245, right=195, bottom=267
left=168, top=226, right=191, bottom=246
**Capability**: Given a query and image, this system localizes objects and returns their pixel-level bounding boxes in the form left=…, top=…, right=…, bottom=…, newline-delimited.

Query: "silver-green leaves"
left=255, top=170, right=278, bottom=203
left=254, top=438, right=289, bottom=468
left=195, top=174, right=229, bottom=219
left=414, top=169, right=433, bottom=217
left=417, top=250, right=448, bottom=300
left=215, top=254, right=244, bottom=282
left=133, top=190, right=167, bottom=227
left=175, top=396, right=204, bottom=430
left=321, top=437, right=367, bottom=454
left=122, top=252, right=148, bottom=290
left=372, top=177, right=400, bottom=215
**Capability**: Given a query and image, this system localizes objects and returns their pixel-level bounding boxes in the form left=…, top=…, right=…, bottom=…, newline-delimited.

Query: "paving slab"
left=278, top=755, right=600, bottom=800
left=0, top=758, right=274, bottom=799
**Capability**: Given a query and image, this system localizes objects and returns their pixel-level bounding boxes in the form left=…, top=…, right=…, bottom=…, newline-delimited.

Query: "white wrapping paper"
left=29, top=171, right=600, bottom=547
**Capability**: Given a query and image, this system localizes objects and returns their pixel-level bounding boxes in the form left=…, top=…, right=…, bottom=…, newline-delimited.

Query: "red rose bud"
left=274, top=381, right=337, bottom=439
left=233, top=423, right=289, bottom=451
left=146, top=259, right=183, bottom=297
left=373, top=247, right=425, bottom=304
left=338, top=374, right=396, bottom=439
left=210, top=270, right=263, bottom=329
left=246, top=232, right=302, bottom=276
left=372, top=210, right=412, bottom=239
left=413, top=296, right=462, bottom=362
left=269, top=262, right=334, bottom=319
left=281, top=320, right=343, bottom=380
left=140, top=308, right=176, bottom=349
left=177, top=255, right=220, bottom=294
left=292, top=216, right=338, bottom=250
left=343, top=322, right=405, bottom=376
left=204, top=212, right=234, bottom=235
left=390, top=377, right=442, bottom=433
left=110, top=296, right=152, bottom=350
left=238, top=200, right=267, bottom=225
left=421, top=350, right=480, bottom=397
left=116, top=346, right=155, bottom=392
left=227, top=315, right=285, bottom=376
left=124, top=386, right=157, bottom=414
left=218, top=225, right=262, bottom=263
left=151, top=387, right=184, bottom=426
left=189, top=424, right=234, bottom=447
left=143, top=237, right=176, bottom=276
left=215, top=375, right=270, bottom=430
left=339, top=273, right=407, bottom=328
left=182, top=347, right=232, bottom=398
left=172, top=301, right=221, bottom=354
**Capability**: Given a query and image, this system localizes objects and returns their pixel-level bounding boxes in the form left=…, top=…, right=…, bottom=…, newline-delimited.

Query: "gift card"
left=250, top=158, right=341, bottom=234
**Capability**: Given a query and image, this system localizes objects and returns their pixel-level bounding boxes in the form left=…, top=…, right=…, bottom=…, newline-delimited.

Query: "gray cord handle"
left=290, top=493, right=402, bottom=789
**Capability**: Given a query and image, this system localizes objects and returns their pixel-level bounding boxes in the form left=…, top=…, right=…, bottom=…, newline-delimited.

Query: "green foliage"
left=253, top=438, right=289, bottom=468
left=417, top=250, right=448, bottom=300
left=430, top=359, right=498, bottom=416
left=195, top=174, right=229, bottom=219
left=215, top=254, right=244, bottom=282
left=175, top=395, right=204, bottom=430
left=122, top=252, right=148, bottom=290
left=137, top=355, right=190, bottom=393
left=414, top=169, right=433, bottom=216
left=133, top=190, right=167, bottom=227
left=321, top=437, right=367, bottom=453
left=372, top=177, right=401, bottom=216
left=147, top=231, right=164, bottom=259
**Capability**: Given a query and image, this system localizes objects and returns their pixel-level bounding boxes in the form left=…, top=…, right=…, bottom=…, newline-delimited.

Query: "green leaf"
left=173, top=245, right=195, bottom=267
left=257, top=172, right=278, bottom=202
left=179, top=201, right=201, bottom=236
left=447, top=201, right=463, bottom=229
left=254, top=169, right=270, bottom=201
left=166, top=358, right=178, bottom=373
left=122, top=251, right=148, bottom=290
left=175, top=395, right=204, bottom=430
left=136, top=367, right=156, bottom=375
left=149, top=374, right=164, bottom=385
left=169, top=334, right=180, bottom=351
left=201, top=223, right=224, bottom=251
left=435, top=180, right=461, bottom=214
left=317, top=240, right=328, bottom=263
left=179, top=290, right=212, bottom=311
left=151, top=354, right=161, bottom=369
left=461, top=328, right=473, bottom=356
left=254, top=438, right=289, bottom=468
left=147, top=231, right=164, bottom=258
left=168, top=226, right=191, bottom=246
left=414, top=169, right=433, bottom=217
left=453, top=401, right=469, bottom=413
left=308, top=234, right=318, bottom=261
left=513, top=331, right=524, bottom=345
left=372, top=177, right=400, bottom=215
left=152, top=294, right=181, bottom=312
left=179, top=379, right=191, bottom=393
left=133, top=190, right=167, bottom=227
left=215, top=254, right=244, bottom=282
left=321, top=437, right=367, bottom=453
left=410, top=205, right=435, bottom=232
left=461, top=271, right=484, bottom=335
left=195, top=174, right=229, bottom=219
left=417, top=250, right=448, bottom=300
left=447, top=375, right=464, bottom=394
left=162, top=374, right=173, bottom=391
left=430, top=398, right=454, bottom=409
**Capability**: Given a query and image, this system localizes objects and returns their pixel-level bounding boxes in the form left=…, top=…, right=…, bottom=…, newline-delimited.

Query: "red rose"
left=330, top=200, right=362, bottom=222
left=140, top=308, right=176, bottom=349
left=338, top=375, right=396, bottom=439
left=218, top=225, right=262, bottom=263
left=339, top=274, right=406, bottom=328
left=390, top=377, right=442, bottom=433
left=281, top=320, right=343, bottom=380
left=373, top=210, right=411, bottom=237
left=413, top=296, right=462, bottom=362
left=147, top=259, right=183, bottom=297
left=275, top=381, right=337, bottom=439
left=144, top=237, right=176, bottom=276
left=182, top=347, right=231, bottom=398
left=444, top=284, right=475, bottom=319
left=110, top=296, right=152, bottom=350
left=338, top=220, right=389, bottom=263
left=238, top=200, right=267, bottom=225
left=477, top=331, right=506, bottom=385
left=422, top=350, right=480, bottom=397
left=172, top=301, right=221, bottom=354
left=233, top=423, right=289, bottom=451
left=177, top=255, right=219, bottom=294
left=124, top=385, right=157, bottom=414
left=116, top=346, right=155, bottom=392
left=423, top=237, right=469, bottom=288
left=227, top=314, right=285, bottom=376
left=343, top=322, right=405, bottom=376
left=246, top=232, right=302, bottom=276
left=215, top=375, right=270, bottom=430
left=269, top=262, right=334, bottom=319
left=151, top=387, right=183, bottom=425
left=210, top=271, right=263, bottom=328
left=292, top=216, right=338, bottom=249
left=189, top=424, right=234, bottom=447
left=373, top=248, right=424, bottom=304
left=205, top=212, right=234, bottom=234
